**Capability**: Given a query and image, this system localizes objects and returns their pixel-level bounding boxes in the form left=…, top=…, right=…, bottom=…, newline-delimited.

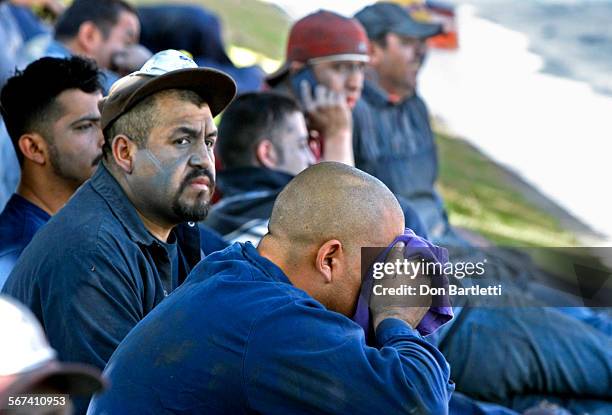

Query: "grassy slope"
left=132, top=0, right=580, bottom=248
left=133, top=0, right=290, bottom=61
left=436, top=133, right=577, bottom=247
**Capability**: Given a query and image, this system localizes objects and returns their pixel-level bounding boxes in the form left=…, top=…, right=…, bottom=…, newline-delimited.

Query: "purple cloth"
left=353, top=228, right=453, bottom=336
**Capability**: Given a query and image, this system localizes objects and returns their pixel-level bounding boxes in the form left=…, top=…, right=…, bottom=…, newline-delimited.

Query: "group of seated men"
left=0, top=1, right=610, bottom=414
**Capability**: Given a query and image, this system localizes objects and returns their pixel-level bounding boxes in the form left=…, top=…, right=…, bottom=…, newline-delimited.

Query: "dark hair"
left=217, top=92, right=301, bottom=168
left=55, top=0, right=137, bottom=40
left=0, top=56, right=102, bottom=166
left=372, top=33, right=388, bottom=48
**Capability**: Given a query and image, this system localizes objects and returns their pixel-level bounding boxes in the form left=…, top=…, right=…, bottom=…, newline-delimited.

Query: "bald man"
left=89, top=162, right=454, bottom=415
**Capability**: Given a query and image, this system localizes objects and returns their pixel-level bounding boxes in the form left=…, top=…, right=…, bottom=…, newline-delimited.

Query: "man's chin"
left=173, top=195, right=211, bottom=222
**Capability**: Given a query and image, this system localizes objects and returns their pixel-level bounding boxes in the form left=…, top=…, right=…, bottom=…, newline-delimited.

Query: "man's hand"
left=300, top=81, right=354, bottom=165
left=369, top=242, right=432, bottom=330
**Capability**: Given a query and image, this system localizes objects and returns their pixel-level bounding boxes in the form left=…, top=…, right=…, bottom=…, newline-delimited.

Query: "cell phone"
left=290, top=67, right=319, bottom=106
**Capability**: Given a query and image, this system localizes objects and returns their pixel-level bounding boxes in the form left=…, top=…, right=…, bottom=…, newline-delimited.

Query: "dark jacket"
left=3, top=163, right=201, bottom=372
left=205, top=166, right=429, bottom=242
left=89, top=242, right=454, bottom=414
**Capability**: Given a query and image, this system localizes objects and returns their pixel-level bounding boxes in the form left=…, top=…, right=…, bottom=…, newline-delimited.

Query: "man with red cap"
left=266, top=10, right=370, bottom=165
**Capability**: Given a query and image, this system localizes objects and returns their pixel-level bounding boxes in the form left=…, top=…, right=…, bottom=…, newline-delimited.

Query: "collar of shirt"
left=240, top=242, right=292, bottom=286
left=45, top=38, right=72, bottom=58
left=90, top=163, right=158, bottom=246
left=362, top=79, right=418, bottom=107
left=4, top=193, right=51, bottom=222
left=91, top=162, right=202, bottom=272
left=218, top=167, right=294, bottom=197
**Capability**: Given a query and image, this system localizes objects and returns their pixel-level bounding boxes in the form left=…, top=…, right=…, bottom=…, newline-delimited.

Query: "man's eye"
left=175, top=137, right=190, bottom=145
left=75, top=123, right=93, bottom=131
left=205, top=138, right=215, bottom=148
left=402, top=39, right=419, bottom=46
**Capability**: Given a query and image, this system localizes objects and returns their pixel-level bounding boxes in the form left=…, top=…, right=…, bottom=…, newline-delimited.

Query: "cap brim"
left=391, top=21, right=443, bottom=39
left=129, top=67, right=237, bottom=118
left=3, top=362, right=106, bottom=398
left=101, top=67, right=237, bottom=131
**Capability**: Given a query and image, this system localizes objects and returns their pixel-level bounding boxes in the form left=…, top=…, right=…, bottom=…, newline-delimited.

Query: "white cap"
left=0, top=295, right=56, bottom=376
left=0, top=295, right=105, bottom=401
left=133, top=49, right=198, bottom=76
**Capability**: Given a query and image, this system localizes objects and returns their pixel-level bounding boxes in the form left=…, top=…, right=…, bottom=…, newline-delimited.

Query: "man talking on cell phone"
left=265, top=10, right=369, bottom=166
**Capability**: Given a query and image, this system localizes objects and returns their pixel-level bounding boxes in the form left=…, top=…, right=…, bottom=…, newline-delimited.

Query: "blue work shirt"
left=2, top=163, right=201, bottom=373
left=353, top=80, right=451, bottom=239
left=0, top=193, right=50, bottom=288
left=88, top=242, right=454, bottom=415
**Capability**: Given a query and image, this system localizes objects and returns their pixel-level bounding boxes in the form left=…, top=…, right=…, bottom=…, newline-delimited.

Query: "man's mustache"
left=181, top=169, right=215, bottom=191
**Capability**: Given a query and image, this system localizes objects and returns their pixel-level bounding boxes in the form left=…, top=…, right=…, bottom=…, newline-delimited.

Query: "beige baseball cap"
left=100, top=49, right=237, bottom=131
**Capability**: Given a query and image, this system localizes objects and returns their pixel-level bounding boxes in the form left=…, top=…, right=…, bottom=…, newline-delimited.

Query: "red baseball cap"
left=267, top=10, right=369, bottom=86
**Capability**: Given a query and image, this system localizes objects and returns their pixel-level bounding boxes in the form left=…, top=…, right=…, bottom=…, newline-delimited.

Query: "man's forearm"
left=321, top=129, right=355, bottom=166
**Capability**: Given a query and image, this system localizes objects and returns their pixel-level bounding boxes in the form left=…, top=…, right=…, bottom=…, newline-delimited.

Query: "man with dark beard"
left=2, top=49, right=236, bottom=412
left=0, top=56, right=103, bottom=287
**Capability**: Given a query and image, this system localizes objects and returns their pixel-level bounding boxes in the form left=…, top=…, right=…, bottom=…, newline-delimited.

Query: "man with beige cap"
left=3, top=49, right=236, bottom=412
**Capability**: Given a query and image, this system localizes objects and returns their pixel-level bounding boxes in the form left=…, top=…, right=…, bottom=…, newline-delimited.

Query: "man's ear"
left=368, top=40, right=383, bottom=66
left=76, top=21, right=103, bottom=55
left=315, top=240, right=344, bottom=284
left=255, top=139, right=278, bottom=169
left=111, top=134, right=137, bottom=173
left=18, top=133, right=48, bottom=166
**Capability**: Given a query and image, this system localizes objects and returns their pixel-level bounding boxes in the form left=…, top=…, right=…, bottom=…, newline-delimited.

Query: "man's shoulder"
left=407, top=93, right=430, bottom=113
left=0, top=198, right=26, bottom=253
left=36, top=183, right=128, bottom=246
left=8, top=183, right=139, bottom=279
left=0, top=195, right=48, bottom=257
left=186, top=244, right=311, bottom=306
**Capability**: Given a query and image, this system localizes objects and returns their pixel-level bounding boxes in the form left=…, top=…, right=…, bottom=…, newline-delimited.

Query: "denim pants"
left=439, top=306, right=612, bottom=414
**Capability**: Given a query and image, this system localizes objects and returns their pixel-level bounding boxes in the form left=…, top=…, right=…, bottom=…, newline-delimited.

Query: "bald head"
left=259, top=162, right=404, bottom=315
left=269, top=162, right=404, bottom=249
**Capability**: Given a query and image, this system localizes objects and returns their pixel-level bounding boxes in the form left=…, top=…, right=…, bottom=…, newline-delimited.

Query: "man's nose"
left=189, top=143, right=214, bottom=169
left=346, top=71, right=363, bottom=93
left=417, top=40, right=428, bottom=56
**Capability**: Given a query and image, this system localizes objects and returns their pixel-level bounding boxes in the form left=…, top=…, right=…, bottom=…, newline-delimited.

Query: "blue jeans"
left=439, top=307, right=612, bottom=414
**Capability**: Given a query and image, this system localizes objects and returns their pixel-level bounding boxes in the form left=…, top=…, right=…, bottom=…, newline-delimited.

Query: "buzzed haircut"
left=217, top=92, right=301, bottom=169
left=269, top=162, right=403, bottom=250
left=0, top=56, right=102, bottom=166
left=55, top=0, right=137, bottom=41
